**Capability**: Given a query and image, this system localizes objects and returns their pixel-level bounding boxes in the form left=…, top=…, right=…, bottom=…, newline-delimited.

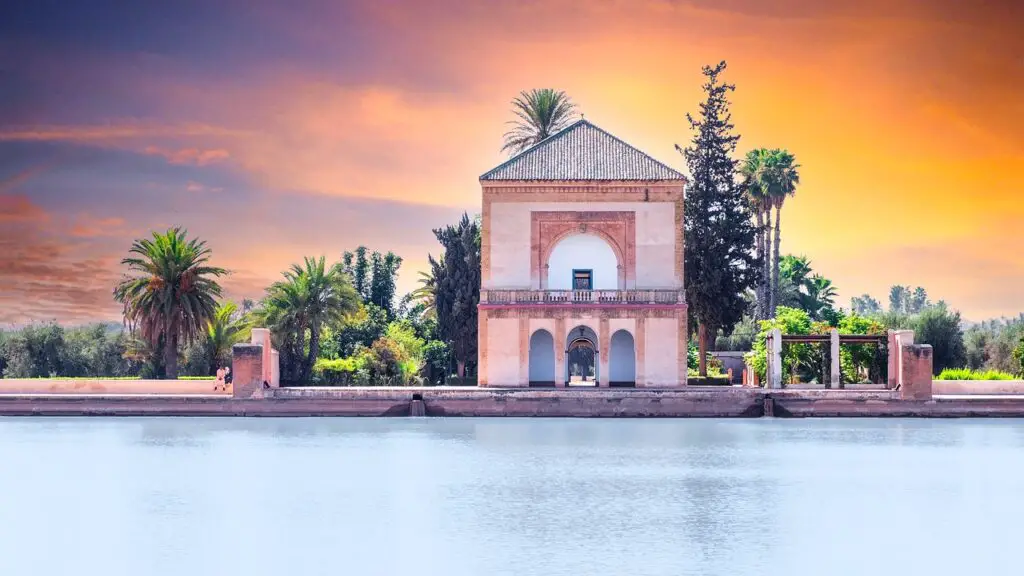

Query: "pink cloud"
left=144, top=146, right=230, bottom=165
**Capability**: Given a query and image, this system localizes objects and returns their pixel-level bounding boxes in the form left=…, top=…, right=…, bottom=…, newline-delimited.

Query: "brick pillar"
left=830, top=328, right=841, bottom=389
left=598, top=318, right=610, bottom=387
left=231, top=344, right=264, bottom=399
left=899, top=344, right=933, bottom=400
left=554, top=317, right=566, bottom=388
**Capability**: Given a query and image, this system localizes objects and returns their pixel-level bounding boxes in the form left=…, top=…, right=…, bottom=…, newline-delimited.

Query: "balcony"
left=481, top=289, right=685, bottom=305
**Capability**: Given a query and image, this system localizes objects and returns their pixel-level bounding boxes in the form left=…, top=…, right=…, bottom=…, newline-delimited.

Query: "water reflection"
left=1, top=417, right=1023, bottom=576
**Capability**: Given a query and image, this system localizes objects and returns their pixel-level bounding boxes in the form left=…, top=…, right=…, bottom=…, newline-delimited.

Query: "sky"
left=1, top=0, right=1021, bottom=325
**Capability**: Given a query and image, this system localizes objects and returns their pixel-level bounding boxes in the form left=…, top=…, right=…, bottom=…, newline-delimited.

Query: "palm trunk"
left=302, top=326, right=320, bottom=384
left=164, top=331, right=179, bottom=380
left=698, top=322, right=708, bottom=377
left=772, top=203, right=783, bottom=317
left=763, top=205, right=773, bottom=318
left=456, top=360, right=465, bottom=380
left=754, top=209, right=765, bottom=320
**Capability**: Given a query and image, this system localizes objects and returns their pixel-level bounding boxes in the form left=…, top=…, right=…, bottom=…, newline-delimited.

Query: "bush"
left=912, top=305, right=966, bottom=375
left=313, top=356, right=367, bottom=386
left=935, top=368, right=1017, bottom=381
left=1014, top=337, right=1024, bottom=377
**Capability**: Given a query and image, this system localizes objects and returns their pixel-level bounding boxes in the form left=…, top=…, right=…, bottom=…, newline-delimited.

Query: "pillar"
left=518, top=316, right=529, bottom=387
left=251, top=328, right=273, bottom=386
left=554, top=317, right=566, bottom=388
left=886, top=330, right=896, bottom=389
left=830, top=328, right=841, bottom=389
left=270, top=349, right=280, bottom=388
left=899, top=344, right=933, bottom=400
left=477, top=310, right=488, bottom=387
left=231, top=344, right=264, bottom=399
left=768, top=328, right=783, bottom=389
left=598, top=318, right=610, bottom=387
left=635, top=316, right=646, bottom=388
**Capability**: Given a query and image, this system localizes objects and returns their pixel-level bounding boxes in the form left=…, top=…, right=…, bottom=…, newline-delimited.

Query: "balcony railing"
left=482, top=289, right=684, bottom=305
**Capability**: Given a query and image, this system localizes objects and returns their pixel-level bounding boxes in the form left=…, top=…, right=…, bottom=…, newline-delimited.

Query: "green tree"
left=740, top=148, right=775, bottom=321
left=888, top=285, right=911, bottom=314
left=112, top=228, right=227, bottom=379
left=259, top=257, right=360, bottom=383
left=912, top=303, right=966, bottom=375
left=766, top=150, right=800, bottom=315
left=1012, top=337, right=1024, bottom=377
left=429, top=213, right=481, bottom=379
left=203, top=302, right=250, bottom=375
left=676, top=61, right=759, bottom=376
left=368, top=251, right=403, bottom=318
left=851, top=294, right=883, bottom=316
left=501, top=88, right=578, bottom=155
left=331, top=303, right=390, bottom=359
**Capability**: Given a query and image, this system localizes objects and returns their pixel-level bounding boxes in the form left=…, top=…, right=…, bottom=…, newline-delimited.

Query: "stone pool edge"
left=1, top=388, right=1024, bottom=417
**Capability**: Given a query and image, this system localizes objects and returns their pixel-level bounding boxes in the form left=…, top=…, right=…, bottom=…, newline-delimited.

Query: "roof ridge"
left=480, top=119, right=686, bottom=182
left=480, top=118, right=588, bottom=180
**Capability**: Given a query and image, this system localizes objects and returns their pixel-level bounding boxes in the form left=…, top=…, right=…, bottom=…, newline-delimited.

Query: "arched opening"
left=546, top=233, right=619, bottom=290
left=566, top=325, right=599, bottom=386
left=528, top=329, right=555, bottom=387
left=609, top=330, right=636, bottom=387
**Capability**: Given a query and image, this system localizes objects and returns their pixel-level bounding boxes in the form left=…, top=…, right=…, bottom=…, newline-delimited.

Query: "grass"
left=935, top=368, right=1019, bottom=381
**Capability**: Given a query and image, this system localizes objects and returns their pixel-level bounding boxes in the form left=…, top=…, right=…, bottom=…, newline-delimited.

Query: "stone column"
left=554, top=317, right=566, bottom=388
left=890, top=330, right=914, bottom=390
left=598, top=318, right=610, bottom=387
left=518, top=316, right=530, bottom=387
left=251, top=328, right=272, bottom=386
left=768, top=328, right=783, bottom=389
left=635, top=316, right=646, bottom=388
left=270, top=349, right=280, bottom=388
left=231, top=344, right=264, bottom=399
left=830, top=328, right=841, bottom=389
left=477, top=310, right=488, bottom=387
left=899, top=344, right=933, bottom=400
left=886, top=330, right=896, bottom=389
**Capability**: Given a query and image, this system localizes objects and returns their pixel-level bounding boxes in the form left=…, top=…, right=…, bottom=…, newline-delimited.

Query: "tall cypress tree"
left=677, top=61, right=759, bottom=376
left=430, top=213, right=480, bottom=380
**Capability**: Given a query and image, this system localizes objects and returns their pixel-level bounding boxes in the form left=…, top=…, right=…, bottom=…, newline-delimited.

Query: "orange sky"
left=0, top=0, right=1021, bottom=323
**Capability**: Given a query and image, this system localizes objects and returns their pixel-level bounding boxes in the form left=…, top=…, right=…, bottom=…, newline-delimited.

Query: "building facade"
left=478, top=120, right=688, bottom=387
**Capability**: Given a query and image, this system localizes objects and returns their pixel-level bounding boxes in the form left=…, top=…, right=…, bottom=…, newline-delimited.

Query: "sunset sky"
left=1, top=0, right=1021, bottom=325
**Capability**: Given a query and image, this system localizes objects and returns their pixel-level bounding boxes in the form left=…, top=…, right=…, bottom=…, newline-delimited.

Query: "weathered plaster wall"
left=487, top=201, right=678, bottom=289
left=485, top=318, right=521, bottom=386
left=643, top=318, right=679, bottom=387
left=0, top=379, right=225, bottom=395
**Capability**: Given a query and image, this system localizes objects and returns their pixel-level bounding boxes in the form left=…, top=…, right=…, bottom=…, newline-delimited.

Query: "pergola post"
left=830, top=328, right=841, bottom=389
left=768, top=328, right=783, bottom=389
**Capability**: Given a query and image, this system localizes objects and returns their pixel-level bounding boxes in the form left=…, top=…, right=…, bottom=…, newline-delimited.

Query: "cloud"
left=144, top=146, right=230, bottom=165
left=185, top=180, right=223, bottom=193
left=0, top=123, right=243, bottom=143
left=68, top=213, right=129, bottom=238
left=0, top=194, right=50, bottom=223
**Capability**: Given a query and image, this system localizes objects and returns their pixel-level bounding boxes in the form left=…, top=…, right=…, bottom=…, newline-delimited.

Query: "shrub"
left=313, top=356, right=366, bottom=386
left=1014, top=337, right=1024, bottom=377
left=745, top=306, right=815, bottom=383
left=935, top=368, right=1017, bottom=381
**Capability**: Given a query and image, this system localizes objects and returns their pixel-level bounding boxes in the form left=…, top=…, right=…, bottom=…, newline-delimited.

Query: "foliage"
left=677, top=61, right=759, bottom=376
left=313, top=356, right=368, bottom=386
left=257, top=256, right=360, bottom=384
left=0, top=323, right=149, bottom=379
left=836, top=313, right=886, bottom=384
left=935, top=367, right=1017, bottom=381
left=428, top=213, right=481, bottom=379
left=776, top=254, right=838, bottom=322
left=329, top=303, right=390, bottom=359
left=963, top=315, right=1024, bottom=374
left=501, top=88, right=578, bottom=154
left=851, top=294, right=883, bottom=316
left=422, top=340, right=450, bottom=385
left=341, top=247, right=402, bottom=319
left=888, top=285, right=931, bottom=315
left=1013, top=338, right=1024, bottom=376
left=911, top=304, right=966, bottom=375
left=202, top=302, right=250, bottom=374
left=740, top=148, right=800, bottom=319
left=112, top=228, right=227, bottom=379
left=745, top=306, right=815, bottom=383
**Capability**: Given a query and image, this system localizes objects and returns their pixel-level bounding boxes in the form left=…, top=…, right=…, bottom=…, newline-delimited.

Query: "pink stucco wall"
left=0, top=379, right=226, bottom=395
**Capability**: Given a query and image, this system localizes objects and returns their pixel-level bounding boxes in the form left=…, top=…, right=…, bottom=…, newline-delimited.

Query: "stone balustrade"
left=481, top=289, right=684, bottom=305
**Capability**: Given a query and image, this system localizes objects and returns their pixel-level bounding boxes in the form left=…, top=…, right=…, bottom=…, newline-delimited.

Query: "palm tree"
left=767, top=150, right=800, bottom=315
left=501, top=88, right=578, bottom=155
left=803, top=275, right=837, bottom=320
left=203, top=302, right=250, bottom=374
left=740, top=148, right=774, bottom=320
left=113, top=228, right=226, bottom=379
left=409, top=269, right=437, bottom=320
left=261, top=256, right=359, bottom=384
